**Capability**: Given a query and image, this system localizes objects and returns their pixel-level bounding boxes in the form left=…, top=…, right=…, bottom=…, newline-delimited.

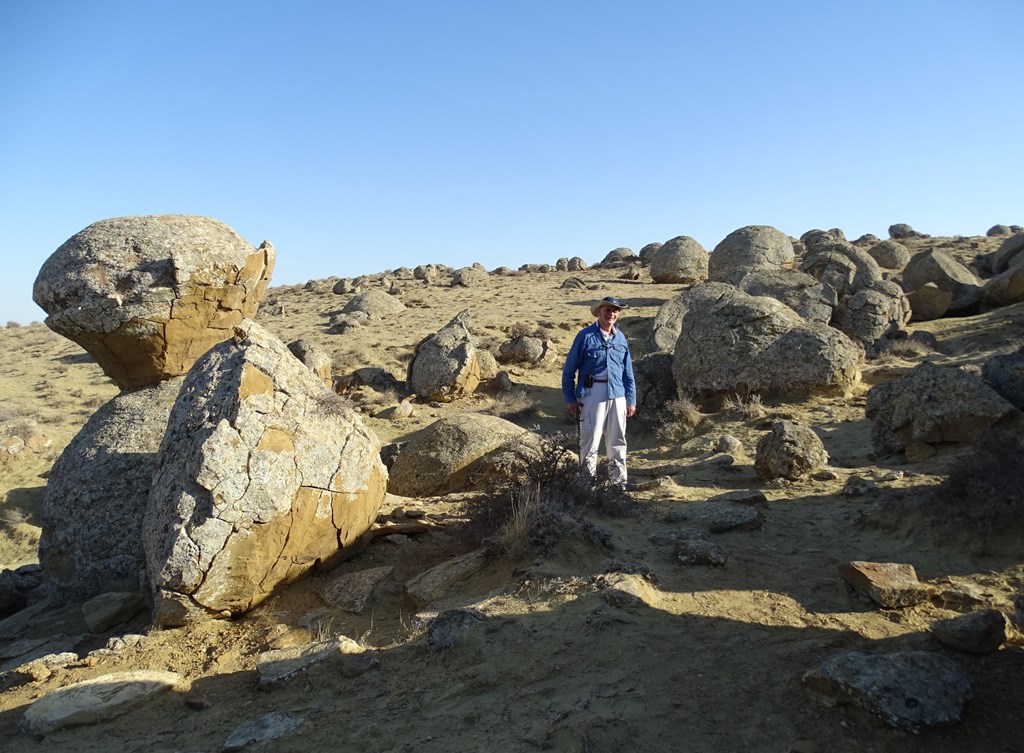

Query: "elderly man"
left=562, top=296, right=637, bottom=488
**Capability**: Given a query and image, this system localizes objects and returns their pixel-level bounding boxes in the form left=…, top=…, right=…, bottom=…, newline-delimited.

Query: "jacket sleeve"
left=622, top=336, right=637, bottom=407
left=562, top=330, right=585, bottom=404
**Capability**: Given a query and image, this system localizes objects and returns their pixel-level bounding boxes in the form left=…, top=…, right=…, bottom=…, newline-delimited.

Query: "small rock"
left=838, top=561, right=931, bottom=608
left=842, top=476, right=878, bottom=496
left=256, top=638, right=360, bottom=689
left=223, top=711, right=306, bottom=752
left=707, top=507, right=765, bottom=533
left=674, top=539, right=729, bottom=566
left=427, top=608, right=485, bottom=652
left=81, top=592, right=145, bottom=633
left=930, top=610, right=1007, bottom=654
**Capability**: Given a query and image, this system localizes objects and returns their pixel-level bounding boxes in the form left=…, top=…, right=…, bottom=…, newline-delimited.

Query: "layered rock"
left=144, top=321, right=386, bottom=626
left=33, top=215, right=274, bottom=389
left=406, top=310, right=480, bottom=402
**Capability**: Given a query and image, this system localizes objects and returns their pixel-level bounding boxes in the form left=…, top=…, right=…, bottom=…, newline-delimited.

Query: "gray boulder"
left=799, top=241, right=883, bottom=300
left=649, top=236, right=709, bottom=284
left=497, top=335, right=547, bottom=364
left=708, top=225, right=795, bottom=285
left=866, top=361, right=1021, bottom=456
left=737, top=268, right=836, bottom=324
left=981, top=263, right=1024, bottom=307
left=39, top=378, right=184, bottom=603
left=387, top=414, right=527, bottom=497
left=829, top=280, right=911, bottom=354
left=754, top=420, right=829, bottom=481
left=567, top=256, right=587, bottom=272
left=144, top=321, right=386, bottom=626
left=287, top=339, right=333, bottom=390
left=672, top=287, right=862, bottom=401
left=901, top=249, right=983, bottom=312
left=986, top=224, right=1013, bottom=237
left=451, top=266, right=489, bottom=287
left=889, top=223, right=926, bottom=239
left=598, top=247, right=637, bottom=268
left=32, top=215, right=275, bottom=389
left=981, top=347, right=1024, bottom=410
left=638, top=242, right=662, bottom=265
left=645, top=282, right=735, bottom=353
left=930, top=609, right=1007, bottom=654
left=406, top=310, right=481, bottom=402
left=984, top=232, right=1024, bottom=275
left=413, top=264, right=441, bottom=282
left=633, top=352, right=677, bottom=415
left=866, top=240, right=911, bottom=270
left=907, top=282, right=953, bottom=321
left=803, top=650, right=971, bottom=733
left=341, top=289, right=406, bottom=319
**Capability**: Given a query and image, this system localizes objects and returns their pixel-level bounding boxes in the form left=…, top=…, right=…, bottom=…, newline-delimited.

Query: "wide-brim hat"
left=591, top=296, right=628, bottom=317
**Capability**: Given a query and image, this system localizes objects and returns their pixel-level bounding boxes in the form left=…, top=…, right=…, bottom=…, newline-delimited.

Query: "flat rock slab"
left=803, top=650, right=972, bottom=733
left=405, top=548, right=488, bottom=606
left=256, top=637, right=361, bottom=689
left=321, top=566, right=394, bottom=614
left=21, top=670, right=180, bottom=735
left=838, top=560, right=931, bottom=608
left=223, top=710, right=307, bottom=751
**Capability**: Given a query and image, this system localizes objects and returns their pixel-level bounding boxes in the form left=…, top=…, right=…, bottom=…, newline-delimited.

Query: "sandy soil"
left=0, top=236, right=1022, bottom=753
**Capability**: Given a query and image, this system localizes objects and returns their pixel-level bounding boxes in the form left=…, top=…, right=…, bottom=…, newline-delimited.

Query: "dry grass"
left=488, top=389, right=537, bottom=419
left=721, top=392, right=766, bottom=420
left=655, top=396, right=705, bottom=440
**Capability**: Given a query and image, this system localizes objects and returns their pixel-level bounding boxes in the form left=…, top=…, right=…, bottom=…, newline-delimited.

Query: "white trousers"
left=578, top=381, right=628, bottom=487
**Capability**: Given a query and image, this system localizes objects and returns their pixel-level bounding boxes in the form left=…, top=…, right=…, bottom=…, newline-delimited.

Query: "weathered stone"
left=497, top=335, right=546, bottom=364
left=256, top=637, right=361, bottom=688
left=287, top=339, right=333, bottom=390
left=838, top=561, right=931, bottom=608
left=81, top=592, right=145, bottom=633
left=708, top=226, right=795, bottom=285
left=649, top=236, right=708, bottom=284
left=799, top=242, right=883, bottom=300
left=866, top=362, right=1020, bottom=455
left=407, top=310, right=480, bottom=402
left=645, top=282, right=735, bottom=353
left=321, top=566, right=395, bottom=614
left=638, top=242, right=662, bottom=265
left=803, top=650, right=971, bottom=733
left=829, top=280, right=911, bottom=353
left=901, top=249, right=982, bottom=312
left=144, top=321, right=386, bottom=625
left=672, top=287, right=862, bottom=401
left=405, top=549, right=488, bottom=606
left=223, top=711, right=307, bottom=751
left=981, top=264, right=1024, bottom=307
left=21, top=671, right=180, bottom=735
left=673, top=538, right=729, bottom=566
left=929, top=609, right=1007, bottom=654
left=451, top=266, right=489, bottom=287
left=866, top=240, right=911, bottom=269
left=755, top=421, right=829, bottom=481
left=737, top=268, right=836, bottom=324
left=981, top=347, right=1024, bottom=410
left=341, top=289, right=406, bottom=319
left=33, top=215, right=274, bottom=389
left=907, top=282, right=952, bottom=321
left=388, top=415, right=526, bottom=497
left=40, top=377, right=183, bottom=602
left=706, top=506, right=765, bottom=533
left=633, top=352, right=677, bottom=415
left=427, top=607, right=485, bottom=652
left=598, top=247, right=637, bottom=269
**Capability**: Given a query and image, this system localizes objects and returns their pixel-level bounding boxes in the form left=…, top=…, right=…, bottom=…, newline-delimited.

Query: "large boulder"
left=829, top=280, right=911, bottom=353
left=866, top=240, right=911, bottom=270
left=387, top=414, right=527, bottom=497
left=645, top=282, right=736, bottom=353
left=638, top=242, right=662, bottom=266
left=649, top=236, right=709, bottom=284
left=901, top=249, right=983, bottom=312
left=708, top=226, right=795, bottom=285
left=736, top=268, right=836, bottom=324
left=633, top=352, right=677, bottom=414
left=984, top=232, right=1024, bottom=275
left=38, top=379, right=184, bottom=603
left=406, top=310, right=481, bottom=402
left=672, top=287, right=862, bottom=401
left=866, top=362, right=1021, bottom=456
left=341, top=289, right=406, bottom=319
left=907, top=282, right=953, bottom=321
left=33, top=215, right=275, bottom=389
left=598, top=247, right=637, bottom=269
left=981, top=348, right=1024, bottom=410
left=981, top=264, right=1024, bottom=307
left=287, top=339, right=333, bottom=390
left=144, top=321, right=386, bottom=626
left=799, top=241, right=883, bottom=300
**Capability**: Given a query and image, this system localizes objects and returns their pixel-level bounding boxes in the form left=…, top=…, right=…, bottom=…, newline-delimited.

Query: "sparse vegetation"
left=721, top=392, right=766, bottom=420
left=488, top=388, right=537, bottom=419
left=655, top=395, right=705, bottom=440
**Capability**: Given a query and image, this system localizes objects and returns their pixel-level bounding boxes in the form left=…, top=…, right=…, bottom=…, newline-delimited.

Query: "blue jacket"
left=562, top=323, right=636, bottom=406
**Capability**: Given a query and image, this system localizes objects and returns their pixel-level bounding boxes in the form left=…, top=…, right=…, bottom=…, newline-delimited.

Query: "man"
left=562, top=296, right=637, bottom=488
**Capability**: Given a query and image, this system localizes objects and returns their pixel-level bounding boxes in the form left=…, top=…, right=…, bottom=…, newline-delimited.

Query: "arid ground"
left=0, top=233, right=1022, bottom=753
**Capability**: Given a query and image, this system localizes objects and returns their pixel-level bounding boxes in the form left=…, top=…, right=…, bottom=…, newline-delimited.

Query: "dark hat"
left=591, top=296, right=628, bottom=317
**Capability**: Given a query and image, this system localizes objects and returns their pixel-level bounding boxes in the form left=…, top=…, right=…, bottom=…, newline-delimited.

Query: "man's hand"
left=566, top=402, right=581, bottom=419
left=626, top=405, right=636, bottom=418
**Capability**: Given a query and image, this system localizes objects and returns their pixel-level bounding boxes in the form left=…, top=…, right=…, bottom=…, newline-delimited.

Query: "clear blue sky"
left=2, top=0, right=1021, bottom=324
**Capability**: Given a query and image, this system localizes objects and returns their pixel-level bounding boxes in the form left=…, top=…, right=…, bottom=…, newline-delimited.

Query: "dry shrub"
left=656, top=396, right=705, bottom=440
left=721, top=392, right=766, bottom=420
left=929, top=429, right=1024, bottom=543
left=874, top=338, right=934, bottom=362
left=463, top=432, right=636, bottom=558
left=488, top=389, right=537, bottom=419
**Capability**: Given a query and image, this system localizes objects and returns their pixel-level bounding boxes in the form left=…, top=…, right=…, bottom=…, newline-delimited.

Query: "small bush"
left=721, top=393, right=765, bottom=420
left=488, top=389, right=537, bottom=419
left=928, top=429, right=1024, bottom=542
left=656, top=396, right=705, bottom=440
left=463, top=432, right=636, bottom=558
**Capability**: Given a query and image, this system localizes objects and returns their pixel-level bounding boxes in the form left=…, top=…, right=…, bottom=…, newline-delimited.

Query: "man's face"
left=598, top=306, right=620, bottom=328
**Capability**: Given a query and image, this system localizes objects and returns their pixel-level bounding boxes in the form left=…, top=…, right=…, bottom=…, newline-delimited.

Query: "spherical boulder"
left=650, top=236, right=709, bottom=284
left=708, top=226, right=795, bottom=284
left=33, top=215, right=275, bottom=389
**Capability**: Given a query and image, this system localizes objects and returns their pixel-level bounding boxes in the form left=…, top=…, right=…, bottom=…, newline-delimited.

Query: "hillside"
left=0, top=230, right=1022, bottom=753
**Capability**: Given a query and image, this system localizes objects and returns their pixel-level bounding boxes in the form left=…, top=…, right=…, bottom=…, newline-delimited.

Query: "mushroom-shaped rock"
left=649, top=236, right=709, bottom=284
left=672, top=287, right=862, bottom=401
left=866, top=361, right=1021, bottom=456
left=737, top=268, right=837, bottom=325
left=755, top=420, right=829, bottom=481
left=387, top=414, right=528, bottom=497
left=407, top=310, right=481, bottom=402
left=708, top=226, right=795, bottom=285
left=39, top=379, right=184, bottom=603
left=33, top=215, right=275, bottom=389
left=144, top=321, right=386, bottom=626
left=341, top=289, right=406, bottom=319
